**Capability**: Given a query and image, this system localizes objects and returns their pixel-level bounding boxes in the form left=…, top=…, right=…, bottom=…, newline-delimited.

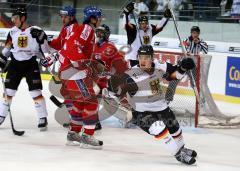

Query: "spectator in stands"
left=134, top=0, right=150, bottom=16
left=179, top=0, right=194, bottom=20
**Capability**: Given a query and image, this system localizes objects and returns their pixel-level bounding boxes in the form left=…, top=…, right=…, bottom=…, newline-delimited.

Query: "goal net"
left=154, top=50, right=240, bottom=128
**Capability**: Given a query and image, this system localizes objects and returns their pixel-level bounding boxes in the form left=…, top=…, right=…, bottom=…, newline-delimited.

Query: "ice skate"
left=66, top=131, right=82, bottom=146
left=175, top=147, right=196, bottom=165
left=38, top=117, right=48, bottom=131
left=79, top=133, right=103, bottom=149
left=182, top=147, right=197, bottom=157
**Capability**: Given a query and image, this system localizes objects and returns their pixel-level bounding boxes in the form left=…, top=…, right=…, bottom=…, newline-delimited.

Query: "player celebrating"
left=54, top=6, right=104, bottom=147
left=49, top=6, right=78, bottom=50
left=0, top=7, right=54, bottom=130
left=123, top=2, right=171, bottom=61
left=110, top=45, right=197, bottom=165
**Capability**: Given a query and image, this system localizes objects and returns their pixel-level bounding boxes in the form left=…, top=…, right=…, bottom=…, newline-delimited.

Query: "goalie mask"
left=96, top=24, right=110, bottom=45
left=137, top=45, right=154, bottom=70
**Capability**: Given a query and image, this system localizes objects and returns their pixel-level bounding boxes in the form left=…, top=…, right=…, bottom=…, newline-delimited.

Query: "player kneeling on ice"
left=0, top=7, right=55, bottom=131
left=110, top=45, right=197, bottom=165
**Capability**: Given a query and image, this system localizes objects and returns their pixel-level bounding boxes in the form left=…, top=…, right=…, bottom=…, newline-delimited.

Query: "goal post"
left=154, top=50, right=240, bottom=128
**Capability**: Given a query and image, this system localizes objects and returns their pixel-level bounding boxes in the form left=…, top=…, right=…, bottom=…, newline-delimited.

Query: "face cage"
left=96, top=29, right=109, bottom=40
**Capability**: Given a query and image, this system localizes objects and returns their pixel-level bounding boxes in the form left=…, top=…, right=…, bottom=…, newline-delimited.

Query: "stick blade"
left=13, top=130, right=25, bottom=136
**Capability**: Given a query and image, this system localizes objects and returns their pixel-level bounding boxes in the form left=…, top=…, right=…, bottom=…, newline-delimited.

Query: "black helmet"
left=191, top=26, right=200, bottom=33
left=138, top=16, right=148, bottom=23
left=137, top=45, right=154, bottom=57
left=12, top=7, right=27, bottom=18
left=96, top=24, right=111, bottom=40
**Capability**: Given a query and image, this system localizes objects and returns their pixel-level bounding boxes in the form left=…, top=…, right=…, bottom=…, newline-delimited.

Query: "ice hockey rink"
left=0, top=80, right=239, bottom=171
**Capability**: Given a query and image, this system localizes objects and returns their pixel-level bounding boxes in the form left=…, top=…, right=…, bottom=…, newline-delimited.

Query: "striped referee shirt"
left=183, top=36, right=208, bottom=55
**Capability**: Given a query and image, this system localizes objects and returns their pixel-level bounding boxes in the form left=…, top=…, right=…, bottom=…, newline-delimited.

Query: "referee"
left=184, top=26, right=208, bottom=55
left=165, top=26, right=208, bottom=103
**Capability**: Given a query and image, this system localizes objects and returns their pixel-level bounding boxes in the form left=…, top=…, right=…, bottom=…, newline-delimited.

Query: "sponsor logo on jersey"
left=18, top=36, right=28, bottom=48
left=226, top=56, right=240, bottom=97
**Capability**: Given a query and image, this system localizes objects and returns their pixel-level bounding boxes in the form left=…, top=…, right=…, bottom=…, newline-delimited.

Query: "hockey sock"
left=0, top=98, right=12, bottom=117
left=33, top=96, right=48, bottom=119
left=149, top=121, right=181, bottom=155
left=70, top=122, right=83, bottom=133
left=171, top=128, right=185, bottom=149
left=83, top=125, right=96, bottom=135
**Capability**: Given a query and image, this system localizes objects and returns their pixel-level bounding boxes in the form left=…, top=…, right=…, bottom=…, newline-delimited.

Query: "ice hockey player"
left=123, top=2, right=172, bottom=61
left=0, top=7, right=54, bottom=131
left=51, top=6, right=104, bottom=148
left=110, top=45, right=197, bottom=165
left=94, top=24, right=128, bottom=129
left=48, top=6, right=78, bottom=51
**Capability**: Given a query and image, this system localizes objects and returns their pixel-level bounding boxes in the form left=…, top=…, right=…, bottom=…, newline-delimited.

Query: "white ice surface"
left=0, top=80, right=240, bottom=171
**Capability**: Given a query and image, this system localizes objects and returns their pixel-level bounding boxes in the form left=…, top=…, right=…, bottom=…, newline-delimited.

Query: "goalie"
left=109, top=45, right=197, bottom=165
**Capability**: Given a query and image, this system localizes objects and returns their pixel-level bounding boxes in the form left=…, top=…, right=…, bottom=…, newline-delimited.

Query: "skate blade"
left=66, top=141, right=80, bottom=146
left=39, top=127, right=48, bottom=132
left=79, top=143, right=103, bottom=150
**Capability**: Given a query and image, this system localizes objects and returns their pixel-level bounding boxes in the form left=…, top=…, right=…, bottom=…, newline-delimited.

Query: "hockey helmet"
left=83, top=6, right=102, bottom=22
left=12, top=7, right=27, bottom=18
left=137, top=45, right=154, bottom=58
left=96, top=24, right=111, bottom=40
left=60, top=6, right=76, bottom=16
left=138, top=16, right=148, bottom=24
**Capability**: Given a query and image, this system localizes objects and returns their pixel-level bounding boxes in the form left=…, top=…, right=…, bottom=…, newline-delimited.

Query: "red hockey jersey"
left=59, top=24, right=95, bottom=74
left=49, top=21, right=79, bottom=51
left=94, top=41, right=128, bottom=89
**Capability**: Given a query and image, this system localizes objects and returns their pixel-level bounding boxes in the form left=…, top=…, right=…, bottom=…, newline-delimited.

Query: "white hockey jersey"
left=6, top=26, right=51, bottom=61
left=123, top=15, right=168, bottom=61
left=126, top=61, right=169, bottom=112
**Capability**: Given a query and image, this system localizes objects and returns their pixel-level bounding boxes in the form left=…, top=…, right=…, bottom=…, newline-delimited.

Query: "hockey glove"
left=177, top=58, right=195, bottom=74
left=40, top=52, right=59, bottom=67
left=0, top=54, right=7, bottom=70
left=123, top=2, right=135, bottom=15
left=163, top=8, right=172, bottom=18
left=30, top=27, right=47, bottom=44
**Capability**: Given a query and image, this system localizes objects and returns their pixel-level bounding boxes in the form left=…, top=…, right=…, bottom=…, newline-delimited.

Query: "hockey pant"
left=132, top=107, right=185, bottom=155
left=60, top=78, right=98, bottom=135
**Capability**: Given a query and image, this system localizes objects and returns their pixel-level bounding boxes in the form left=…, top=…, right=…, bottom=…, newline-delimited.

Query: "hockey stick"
left=166, top=1, right=203, bottom=106
left=0, top=70, right=25, bottom=136
left=131, top=11, right=143, bottom=45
